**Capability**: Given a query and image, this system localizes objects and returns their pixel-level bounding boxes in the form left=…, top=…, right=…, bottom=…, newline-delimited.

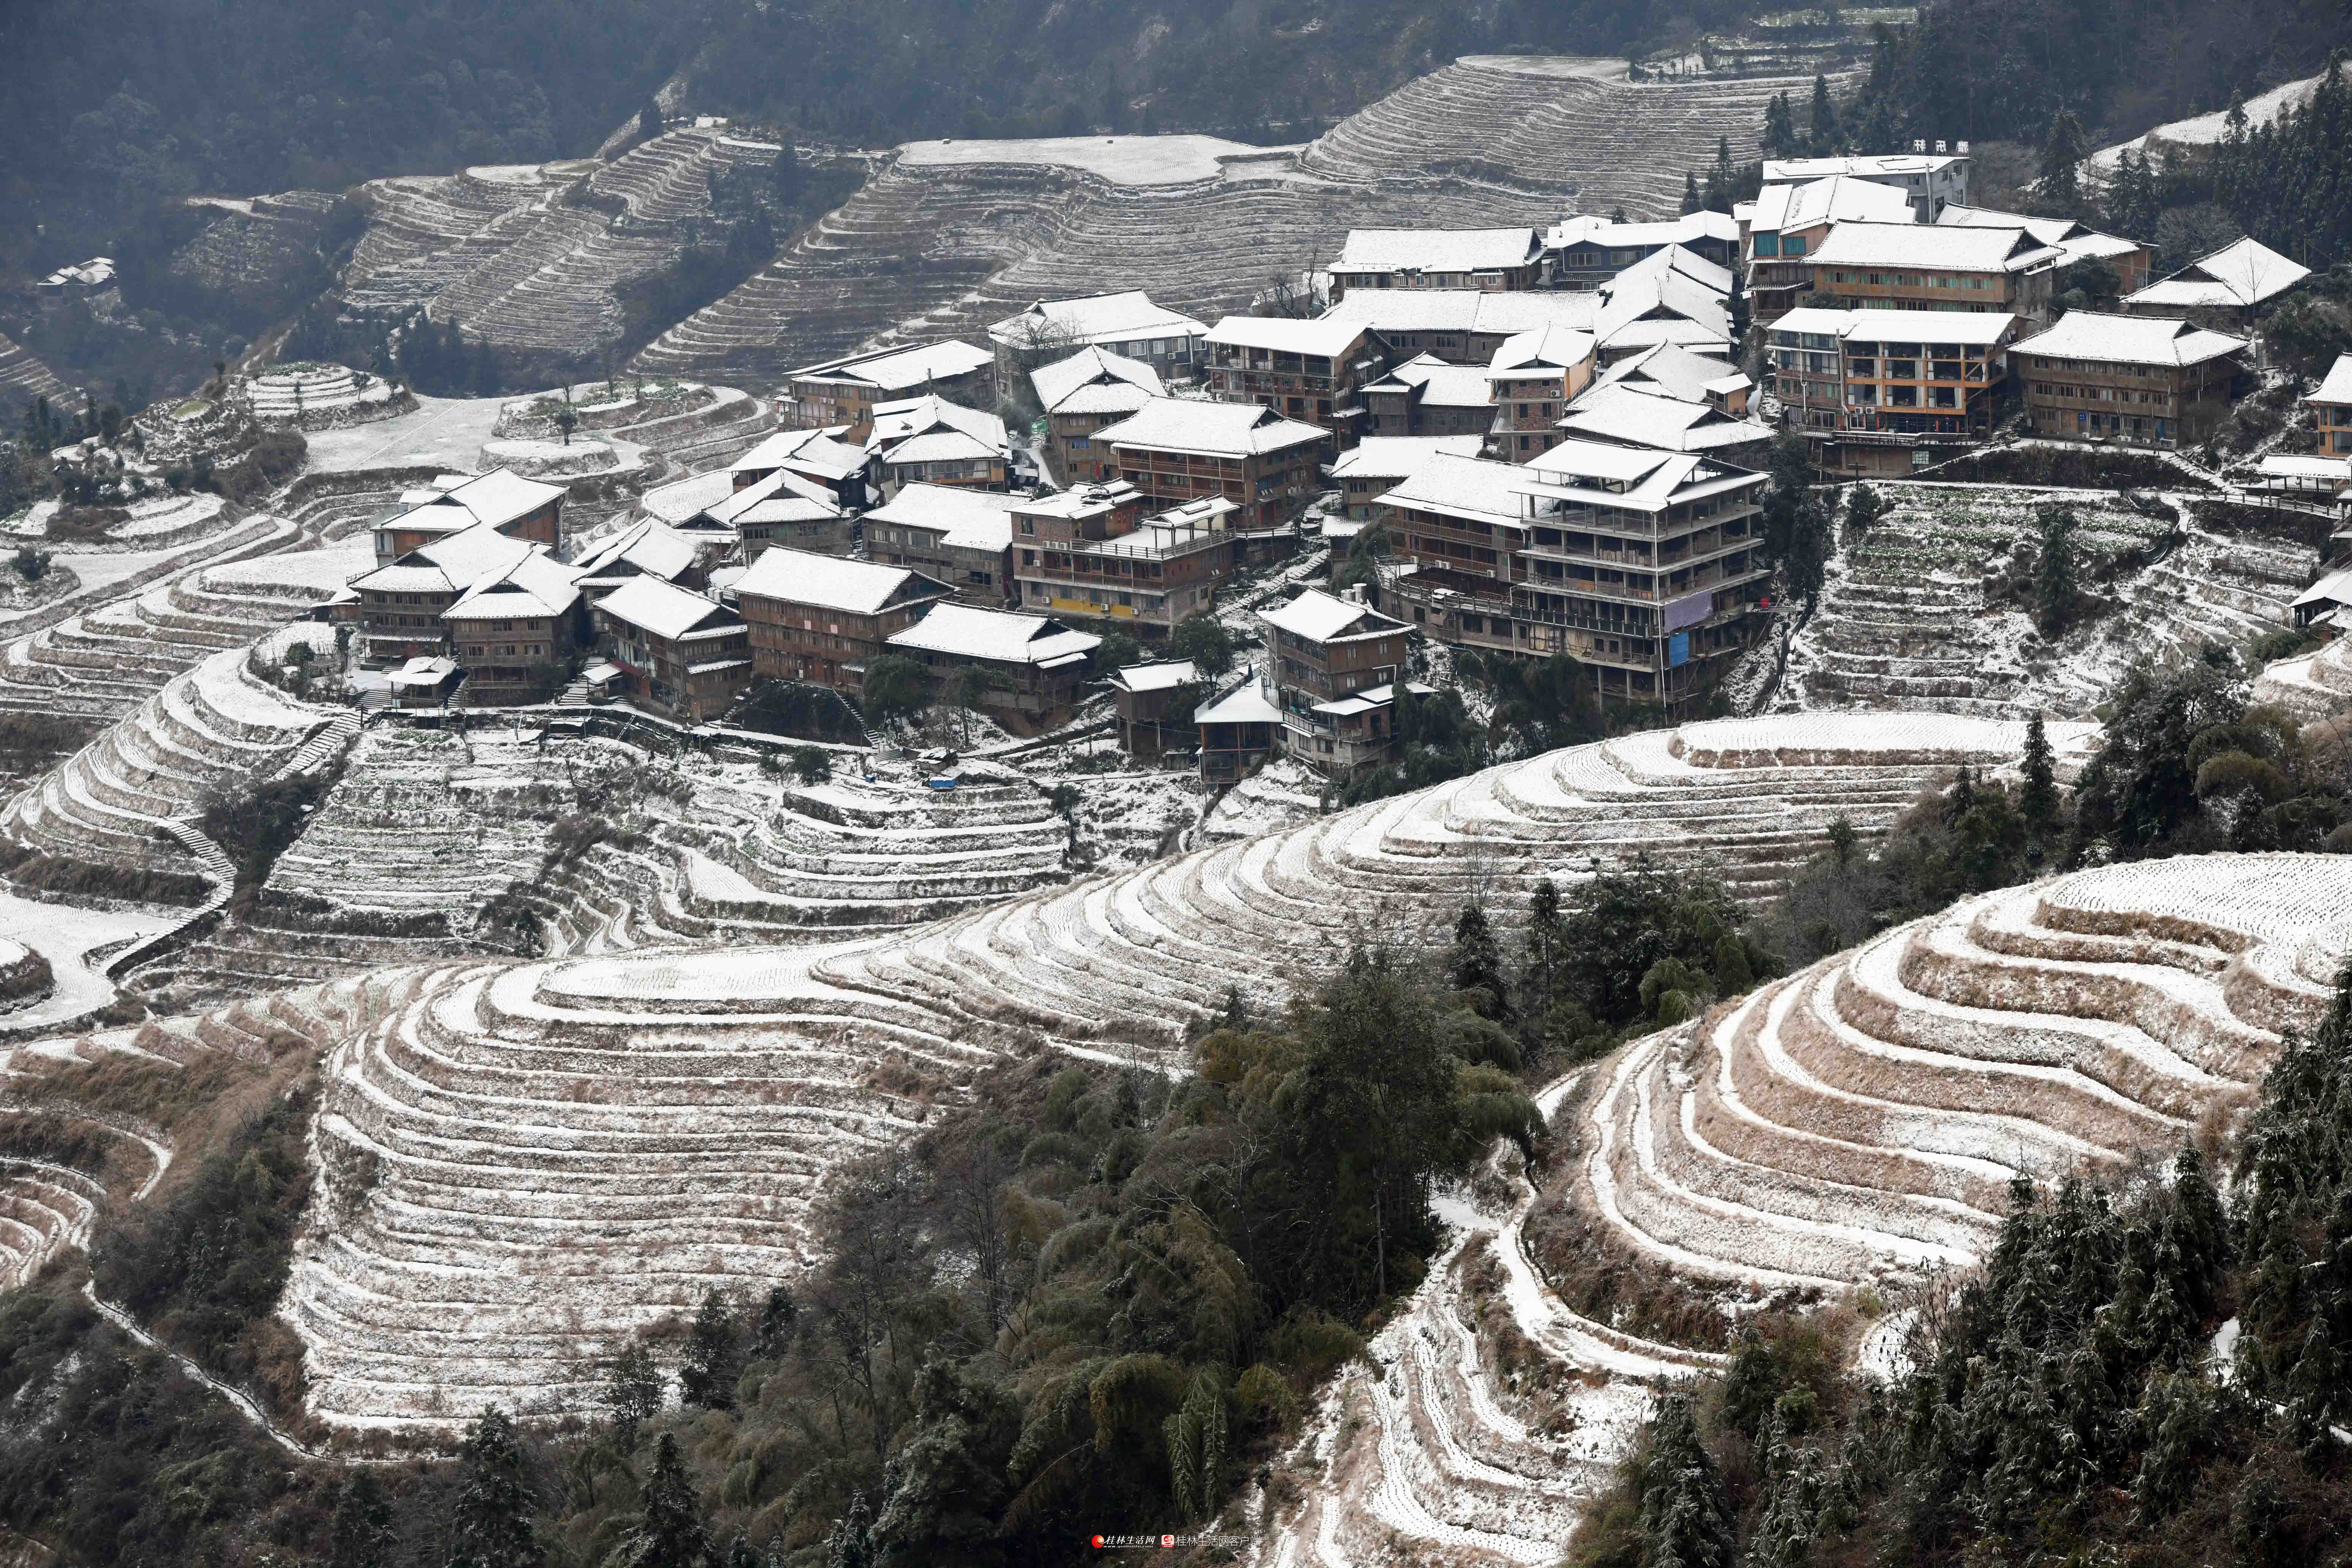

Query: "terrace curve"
left=285, top=711, right=2084, bottom=1430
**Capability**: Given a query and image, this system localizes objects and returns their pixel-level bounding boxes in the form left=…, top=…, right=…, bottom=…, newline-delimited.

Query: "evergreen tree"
left=1639, top=1395, right=1735, bottom=1568
left=868, top=1361, right=1020, bottom=1568
left=604, top=1340, right=664, bottom=1443
left=1519, top=877, right=1566, bottom=1017
left=680, top=1288, right=742, bottom=1410
left=2019, top=713, right=2060, bottom=847
left=448, top=1407, right=547, bottom=1568
left=751, top=1283, right=798, bottom=1361
left=609, top=1433, right=716, bottom=1568
left=2034, top=507, right=2079, bottom=636
left=1446, top=904, right=1507, bottom=1019
left=1680, top=171, right=1701, bottom=215
left=2040, top=106, right=2086, bottom=214
left=640, top=98, right=665, bottom=142
left=828, top=1493, right=874, bottom=1568
left=1808, top=73, right=1840, bottom=153
left=327, top=1472, right=394, bottom=1568
left=1762, top=91, right=1800, bottom=159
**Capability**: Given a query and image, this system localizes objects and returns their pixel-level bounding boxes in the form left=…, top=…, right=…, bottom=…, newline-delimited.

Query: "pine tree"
left=2040, top=106, right=2086, bottom=214
left=328, top=1472, right=394, bottom=1568
left=1519, top=878, right=1566, bottom=1016
left=1808, top=74, right=1840, bottom=153
left=2034, top=507, right=2079, bottom=636
left=828, top=1493, right=874, bottom=1568
left=1639, top=1395, right=1735, bottom=1568
left=604, top=1340, right=664, bottom=1443
left=1446, top=904, right=1507, bottom=1019
left=609, top=1432, right=716, bottom=1568
left=2018, top=713, right=2060, bottom=847
left=448, top=1407, right=547, bottom=1568
left=680, top=1288, right=741, bottom=1410
left=1680, top=171, right=1702, bottom=215
left=1762, top=92, right=1800, bottom=159
left=751, top=1283, right=798, bottom=1361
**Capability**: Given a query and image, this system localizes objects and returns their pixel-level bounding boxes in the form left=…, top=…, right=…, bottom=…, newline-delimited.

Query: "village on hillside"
left=9, top=19, right=2352, bottom=1568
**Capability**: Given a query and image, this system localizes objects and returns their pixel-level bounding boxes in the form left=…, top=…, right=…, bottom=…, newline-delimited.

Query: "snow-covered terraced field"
left=0, top=645, right=343, bottom=882
left=1566, top=854, right=2352, bottom=1295
left=280, top=711, right=2070, bottom=1430
left=1782, top=486, right=2309, bottom=718
left=340, top=131, right=780, bottom=374
left=0, top=331, right=67, bottom=403
left=630, top=60, right=1807, bottom=381
left=2254, top=631, right=2352, bottom=719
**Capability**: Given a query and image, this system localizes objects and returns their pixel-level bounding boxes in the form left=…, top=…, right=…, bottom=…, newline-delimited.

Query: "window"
left=1782, top=237, right=1805, bottom=257
left=1754, top=234, right=1781, bottom=257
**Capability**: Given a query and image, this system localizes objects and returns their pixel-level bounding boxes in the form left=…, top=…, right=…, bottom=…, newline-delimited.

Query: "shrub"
left=789, top=744, right=832, bottom=784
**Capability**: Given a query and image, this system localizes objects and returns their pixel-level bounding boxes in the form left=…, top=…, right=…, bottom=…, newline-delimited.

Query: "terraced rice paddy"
left=264, top=711, right=2078, bottom=1431
left=1783, top=485, right=2311, bottom=716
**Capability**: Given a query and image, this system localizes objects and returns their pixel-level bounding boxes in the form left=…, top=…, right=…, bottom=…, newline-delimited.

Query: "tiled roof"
left=988, top=290, right=1207, bottom=349
left=1093, top=397, right=1328, bottom=458
left=1334, top=228, right=1543, bottom=274
left=886, top=604, right=1100, bottom=665
left=2012, top=310, right=2249, bottom=367
left=593, top=575, right=739, bottom=642
left=735, top=548, right=951, bottom=614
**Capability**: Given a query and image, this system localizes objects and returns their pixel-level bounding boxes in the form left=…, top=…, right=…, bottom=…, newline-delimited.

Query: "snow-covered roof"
left=639, top=468, right=738, bottom=526
left=865, top=484, right=1022, bottom=550
left=702, top=469, right=841, bottom=527
left=1312, top=679, right=1438, bottom=718
left=1763, top=153, right=1966, bottom=182
left=881, top=430, right=1002, bottom=466
left=1321, top=289, right=1601, bottom=337
left=1558, top=383, right=1770, bottom=455
left=1486, top=324, right=1598, bottom=378
left=377, top=466, right=565, bottom=541
left=593, top=576, right=740, bottom=642
left=1364, top=354, right=1494, bottom=409
left=1935, top=204, right=2145, bottom=270
left=732, top=496, right=841, bottom=528
left=1193, top=680, right=1284, bottom=726
left=1012, top=482, right=1143, bottom=523
left=1547, top=211, right=1739, bottom=250
left=2294, top=566, right=2352, bottom=610
left=1204, top=315, right=1374, bottom=359
left=353, top=521, right=540, bottom=597
left=1105, top=659, right=1199, bottom=694
left=1330, top=436, right=1489, bottom=481
left=866, top=394, right=1009, bottom=456
left=1260, top=587, right=1411, bottom=644
left=730, top=426, right=871, bottom=484
left=787, top=339, right=993, bottom=391
left=1747, top=173, right=1917, bottom=235
left=1600, top=344, right=1750, bottom=405
left=444, top=551, right=584, bottom=620
left=989, top=290, right=1207, bottom=349
left=1094, top=397, right=1328, bottom=458
left=1766, top=307, right=2020, bottom=348
left=1517, top=441, right=1756, bottom=513
left=570, top=520, right=699, bottom=586
left=1376, top=454, right=1535, bottom=526
left=887, top=604, right=1100, bottom=667
left=2126, top=236, right=2311, bottom=311
left=1597, top=319, right=1731, bottom=356
left=41, top=256, right=116, bottom=288
left=735, top=548, right=952, bottom=615
left=1031, top=345, right=1166, bottom=414
left=1334, top=228, right=1544, bottom=275
left=2259, top=454, right=2351, bottom=484
left=2012, top=311, right=2249, bottom=367
left=2311, top=355, right=2352, bottom=406
left=1811, top=222, right=2062, bottom=273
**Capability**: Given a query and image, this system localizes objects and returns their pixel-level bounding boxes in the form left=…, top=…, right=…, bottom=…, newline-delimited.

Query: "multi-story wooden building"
left=1485, top=325, right=1598, bottom=461
left=590, top=576, right=754, bottom=722
left=1328, top=228, right=1546, bottom=300
left=2312, top=355, right=2352, bottom=459
left=884, top=604, right=1101, bottom=720
left=861, top=395, right=1010, bottom=496
left=1031, top=347, right=1163, bottom=486
left=1508, top=441, right=1771, bottom=708
left=1936, top=205, right=2154, bottom=298
left=862, top=484, right=1023, bottom=608
left=371, top=468, right=568, bottom=566
left=987, top=291, right=1208, bottom=397
left=1555, top=383, right=1774, bottom=467
left=1329, top=436, right=1487, bottom=520
left=1545, top=211, right=1741, bottom=289
left=1203, top=316, right=1385, bottom=443
left=1809, top=221, right=2063, bottom=324
left=1258, top=586, right=1420, bottom=771
left=439, top=551, right=585, bottom=704
left=735, top=549, right=955, bottom=693
left=697, top=469, right=849, bottom=560
left=1320, top=289, right=1601, bottom=366
left=1378, top=452, right=1539, bottom=590
left=1762, top=152, right=1971, bottom=220
left=2122, top=236, right=2312, bottom=330
left=1737, top=174, right=1916, bottom=324
left=1092, top=397, right=1328, bottom=548
left=2011, top=311, right=2249, bottom=449
left=1361, top=354, right=1496, bottom=441
left=1105, top=658, right=1200, bottom=761
left=1012, top=493, right=1237, bottom=638
left=726, top=427, right=873, bottom=509
left=345, top=522, right=543, bottom=665
left=779, top=340, right=994, bottom=430
left=1764, top=307, right=2020, bottom=474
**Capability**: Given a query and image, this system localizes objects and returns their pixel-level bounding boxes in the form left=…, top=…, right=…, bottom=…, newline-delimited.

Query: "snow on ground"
left=1204, top=757, right=1325, bottom=842
left=202, top=537, right=372, bottom=594
left=0, top=893, right=178, bottom=1034
left=2086, top=71, right=2328, bottom=178
left=897, top=133, right=1276, bottom=186
left=300, top=393, right=515, bottom=475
